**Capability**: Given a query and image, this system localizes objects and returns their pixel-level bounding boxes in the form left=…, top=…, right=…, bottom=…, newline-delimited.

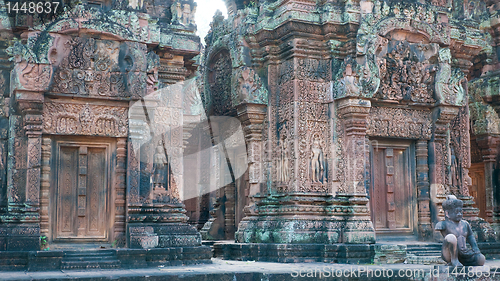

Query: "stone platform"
left=2, top=258, right=500, bottom=281
left=213, top=242, right=374, bottom=263
left=212, top=241, right=500, bottom=265
left=0, top=246, right=212, bottom=271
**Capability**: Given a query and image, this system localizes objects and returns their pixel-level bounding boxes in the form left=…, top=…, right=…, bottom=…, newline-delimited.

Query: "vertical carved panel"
left=57, top=147, right=78, bottom=237
left=416, top=140, right=431, bottom=239
left=40, top=138, right=51, bottom=236
left=87, top=148, right=106, bottom=237
left=128, top=140, right=140, bottom=204
left=114, top=138, right=127, bottom=246
left=372, top=148, right=386, bottom=229
left=385, top=148, right=396, bottom=229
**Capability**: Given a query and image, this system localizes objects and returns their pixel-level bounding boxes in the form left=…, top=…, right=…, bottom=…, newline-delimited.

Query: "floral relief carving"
left=43, top=101, right=128, bottom=137
left=367, top=107, right=432, bottom=139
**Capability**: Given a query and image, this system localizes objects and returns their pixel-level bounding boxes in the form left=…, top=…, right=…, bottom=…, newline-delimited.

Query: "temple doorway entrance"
left=52, top=139, right=113, bottom=242
left=369, top=140, right=417, bottom=236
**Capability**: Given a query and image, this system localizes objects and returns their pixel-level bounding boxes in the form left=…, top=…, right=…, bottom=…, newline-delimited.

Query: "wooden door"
left=370, top=141, right=415, bottom=234
left=469, top=162, right=486, bottom=220
left=55, top=143, right=108, bottom=241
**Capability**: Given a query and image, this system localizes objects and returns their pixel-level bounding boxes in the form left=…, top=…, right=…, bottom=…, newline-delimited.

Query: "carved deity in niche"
left=310, top=135, right=324, bottom=183
left=340, top=63, right=359, bottom=95
left=152, top=142, right=169, bottom=193
left=450, top=146, right=461, bottom=189
left=277, top=135, right=289, bottom=183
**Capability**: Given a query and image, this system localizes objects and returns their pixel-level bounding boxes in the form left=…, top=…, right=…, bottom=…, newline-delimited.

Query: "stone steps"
left=60, top=250, right=121, bottom=270
left=406, top=244, right=445, bottom=265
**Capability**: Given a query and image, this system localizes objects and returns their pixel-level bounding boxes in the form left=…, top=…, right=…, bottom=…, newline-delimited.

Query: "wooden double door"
left=52, top=140, right=112, bottom=242
left=369, top=140, right=417, bottom=235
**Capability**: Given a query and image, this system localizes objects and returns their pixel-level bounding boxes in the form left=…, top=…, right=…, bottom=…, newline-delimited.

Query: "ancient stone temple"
left=1, top=0, right=500, bottom=269
left=0, top=0, right=213, bottom=269
left=198, top=0, right=500, bottom=262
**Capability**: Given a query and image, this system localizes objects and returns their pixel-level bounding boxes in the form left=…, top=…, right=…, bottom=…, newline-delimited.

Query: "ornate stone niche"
left=206, top=49, right=234, bottom=117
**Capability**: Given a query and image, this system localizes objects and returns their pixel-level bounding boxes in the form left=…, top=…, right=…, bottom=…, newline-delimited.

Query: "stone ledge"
left=213, top=243, right=374, bottom=264
left=0, top=246, right=212, bottom=271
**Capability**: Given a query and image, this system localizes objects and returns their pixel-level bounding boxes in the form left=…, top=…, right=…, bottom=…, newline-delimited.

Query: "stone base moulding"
left=0, top=247, right=212, bottom=271
left=213, top=243, right=374, bottom=264
left=127, top=223, right=203, bottom=249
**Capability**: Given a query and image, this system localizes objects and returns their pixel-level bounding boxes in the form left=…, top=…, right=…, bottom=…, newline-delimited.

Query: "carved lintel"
left=43, top=100, right=129, bottom=138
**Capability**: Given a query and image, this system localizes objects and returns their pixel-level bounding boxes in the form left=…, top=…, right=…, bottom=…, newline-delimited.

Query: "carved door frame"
left=369, top=139, right=418, bottom=236
left=49, top=137, right=116, bottom=244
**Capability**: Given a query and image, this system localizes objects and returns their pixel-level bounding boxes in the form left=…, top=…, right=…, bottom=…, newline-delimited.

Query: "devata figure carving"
left=278, top=135, right=289, bottom=183
left=153, top=143, right=169, bottom=191
left=310, top=135, right=324, bottom=183
left=435, top=195, right=486, bottom=267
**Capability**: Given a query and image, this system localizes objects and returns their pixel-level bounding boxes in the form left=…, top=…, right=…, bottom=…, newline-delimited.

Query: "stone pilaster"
left=0, top=89, right=43, bottom=251
left=236, top=104, right=267, bottom=216
left=416, top=140, right=432, bottom=240
left=336, top=97, right=376, bottom=244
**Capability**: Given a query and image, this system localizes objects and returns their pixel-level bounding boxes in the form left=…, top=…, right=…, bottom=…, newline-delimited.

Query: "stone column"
left=416, top=140, right=432, bottom=240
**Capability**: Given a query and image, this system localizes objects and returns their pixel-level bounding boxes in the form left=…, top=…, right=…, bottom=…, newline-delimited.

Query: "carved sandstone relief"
left=48, top=37, right=147, bottom=98
left=367, top=107, right=432, bottom=139
left=375, top=41, right=436, bottom=104
left=43, top=101, right=128, bottom=137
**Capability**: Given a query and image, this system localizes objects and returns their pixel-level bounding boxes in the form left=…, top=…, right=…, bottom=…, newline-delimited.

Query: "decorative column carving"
left=114, top=138, right=127, bottom=247
left=39, top=137, right=51, bottom=238
left=0, top=89, right=44, bottom=250
left=416, top=140, right=432, bottom=240
left=336, top=97, right=376, bottom=243
left=236, top=104, right=267, bottom=216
